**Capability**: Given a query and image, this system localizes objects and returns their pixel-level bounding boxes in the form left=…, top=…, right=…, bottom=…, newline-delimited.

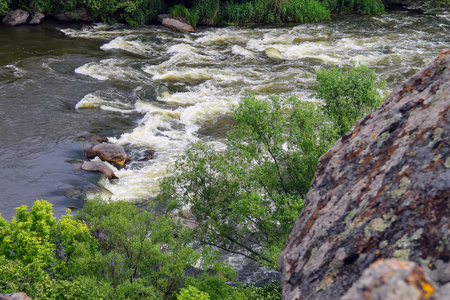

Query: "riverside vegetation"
left=0, top=65, right=384, bottom=299
left=0, top=0, right=387, bottom=26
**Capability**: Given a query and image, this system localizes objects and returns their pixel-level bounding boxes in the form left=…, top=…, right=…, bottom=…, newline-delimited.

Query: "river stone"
left=278, top=50, right=450, bottom=299
left=29, top=12, right=45, bottom=25
left=81, top=161, right=118, bottom=180
left=2, top=10, right=29, bottom=26
left=158, top=15, right=194, bottom=32
left=91, top=143, right=130, bottom=168
left=0, top=293, right=32, bottom=300
left=341, top=259, right=437, bottom=300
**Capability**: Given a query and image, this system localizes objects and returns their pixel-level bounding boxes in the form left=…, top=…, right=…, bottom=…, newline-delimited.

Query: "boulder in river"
left=90, top=143, right=130, bottom=168
left=29, top=12, right=45, bottom=25
left=83, top=136, right=130, bottom=168
left=81, top=161, right=118, bottom=180
left=278, top=50, right=450, bottom=299
left=158, top=14, right=194, bottom=32
left=2, top=10, right=29, bottom=26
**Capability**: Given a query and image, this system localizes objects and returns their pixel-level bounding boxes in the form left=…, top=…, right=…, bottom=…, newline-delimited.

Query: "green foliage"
left=241, top=281, right=282, bottom=300
left=178, top=285, right=210, bottom=300
left=281, top=0, right=330, bottom=23
left=160, top=95, right=338, bottom=268
left=323, top=0, right=384, bottom=14
left=193, top=0, right=219, bottom=25
left=316, top=64, right=385, bottom=135
left=0, top=200, right=98, bottom=299
left=0, top=0, right=10, bottom=15
left=170, top=3, right=199, bottom=27
left=74, top=199, right=200, bottom=298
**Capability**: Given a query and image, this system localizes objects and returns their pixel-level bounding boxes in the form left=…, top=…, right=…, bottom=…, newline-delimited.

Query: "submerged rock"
left=265, top=47, right=282, bottom=59
left=278, top=50, right=450, bottom=299
left=2, top=10, right=29, bottom=26
left=81, top=161, right=118, bottom=180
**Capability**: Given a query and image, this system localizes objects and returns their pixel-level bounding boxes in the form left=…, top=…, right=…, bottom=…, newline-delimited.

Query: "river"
left=0, top=7, right=449, bottom=282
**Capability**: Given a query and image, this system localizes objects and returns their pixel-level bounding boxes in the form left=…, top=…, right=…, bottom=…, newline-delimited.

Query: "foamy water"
left=62, top=11, right=450, bottom=203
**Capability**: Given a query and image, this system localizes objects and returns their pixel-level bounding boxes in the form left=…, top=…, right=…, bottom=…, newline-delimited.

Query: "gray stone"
left=0, top=293, right=32, bottom=300
left=2, top=10, right=29, bottom=26
left=81, top=161, right=118, bottom=180
left=278, top=50, right=450, bottom=299
left=158, top=15, right=194, bottom=32
left=29, top=12, right=45, bottom=25
left=342, top=259, right=437, bottom=300
left=83, top=136, right=130, bottom=168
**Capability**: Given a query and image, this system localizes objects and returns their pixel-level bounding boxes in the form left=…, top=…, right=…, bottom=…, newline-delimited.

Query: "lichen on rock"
left=278, top=50, right=450, bottom=300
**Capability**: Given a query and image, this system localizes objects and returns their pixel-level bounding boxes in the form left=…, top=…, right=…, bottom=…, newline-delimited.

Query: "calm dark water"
left=0, top=9, right=449, bottom=222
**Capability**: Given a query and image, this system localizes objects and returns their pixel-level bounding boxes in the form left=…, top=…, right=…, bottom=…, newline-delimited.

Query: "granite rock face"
left=278, top=50, right=450, bottom=299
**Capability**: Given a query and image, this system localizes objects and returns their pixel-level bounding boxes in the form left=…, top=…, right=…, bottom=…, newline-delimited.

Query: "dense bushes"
left=0, top=200, right=282, bottom=299
left=0, top=0, right=384, bottom=25
left=160, top=64, right=384, bottom=268
left=316, top=64, right=385, bottom=135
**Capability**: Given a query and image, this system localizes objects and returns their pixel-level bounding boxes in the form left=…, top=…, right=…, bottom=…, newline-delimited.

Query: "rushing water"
left=0, top=7, right=449, bottom=281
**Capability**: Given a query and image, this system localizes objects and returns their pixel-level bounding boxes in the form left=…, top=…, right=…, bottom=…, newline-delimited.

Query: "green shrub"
left=0, top=0, right=10, bottom=16
left=242, top=281, right=282, bottom=300
left=193, top=0, right=219, bottom=25
left=170, top=3, right=199, bottom=27
left=160, top=95, right=338, bottom=268
left=178, top=286, right=211, bottom=300
left=316, top=64, right=385, bottom=135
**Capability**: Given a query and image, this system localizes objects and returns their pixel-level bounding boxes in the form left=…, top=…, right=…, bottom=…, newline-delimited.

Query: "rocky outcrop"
left=29, top=12, right=45, bottom=25
left=278, top=50, right=450, bottom=299
left=81, top=161, right=118, bottom=180
left=342, top=259, right=437, bottom=300
left=2, top=10, right=29, bottom=26
left=158, top=14, right=194, bottom=32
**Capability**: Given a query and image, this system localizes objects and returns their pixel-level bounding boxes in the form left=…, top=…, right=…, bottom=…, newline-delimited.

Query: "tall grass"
left=193, top=0, right=220, bottom=25
left=170, top=3, right=199, bottom=27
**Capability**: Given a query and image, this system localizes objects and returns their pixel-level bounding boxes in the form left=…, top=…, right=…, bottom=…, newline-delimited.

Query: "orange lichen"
left=419, top=281, right=435, bottom=298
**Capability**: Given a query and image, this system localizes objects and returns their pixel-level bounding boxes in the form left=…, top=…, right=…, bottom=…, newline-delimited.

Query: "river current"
left=0, top=7, right=449, bottom=281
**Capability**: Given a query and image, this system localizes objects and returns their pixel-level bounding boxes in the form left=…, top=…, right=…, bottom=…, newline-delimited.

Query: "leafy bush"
left=170, top=3, right=199, bottom=27
left=316, top=64, right=385, bottom=135
left=0, top=0, right=10, bottom=16
left=160, top=95, right=338, bottom=268
left=242, top=281, right=282, bottom=300
left=178, top=286, right=211, bottom=300
left=0, top=200, right=98, bottom=299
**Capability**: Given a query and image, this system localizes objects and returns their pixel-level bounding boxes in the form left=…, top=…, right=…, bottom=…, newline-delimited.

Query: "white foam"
left=100, top=36, right=155, bottom=55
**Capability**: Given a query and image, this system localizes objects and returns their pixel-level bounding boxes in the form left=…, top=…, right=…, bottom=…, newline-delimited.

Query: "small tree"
left=316, top=64, right=384, bottom=135
left=160, top=95, right=338, bottom=268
